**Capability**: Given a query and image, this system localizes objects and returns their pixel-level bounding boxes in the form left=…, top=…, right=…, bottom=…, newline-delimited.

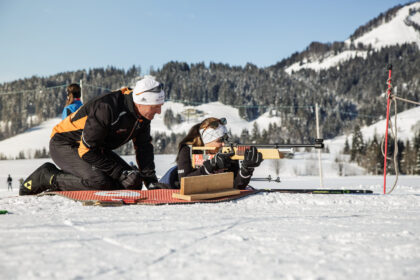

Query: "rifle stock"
left=221, top=146, right=284, bottom=160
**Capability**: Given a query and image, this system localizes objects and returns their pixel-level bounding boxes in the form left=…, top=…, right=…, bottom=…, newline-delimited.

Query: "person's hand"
left=119, top=170, right=142, bottom=189
left=65, top=94, right=74, bottom=106
left=203, top=150, right=234, bottom=173
left=241, top=146, right=263, bottom=171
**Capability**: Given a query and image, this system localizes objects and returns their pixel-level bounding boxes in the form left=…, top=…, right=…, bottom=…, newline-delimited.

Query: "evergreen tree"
left=343, top=138, right=350, bottom=154
left=415, top=152, right=420, bottom=175
left=251, top=122, right=261, bottom=143
left=240, top=129, right=250, bottom=143
left=164, top=109, right=175, bottom=129
left=364, top=135, right=381, bottom=174
left=350, top=125, right=364, bottom=162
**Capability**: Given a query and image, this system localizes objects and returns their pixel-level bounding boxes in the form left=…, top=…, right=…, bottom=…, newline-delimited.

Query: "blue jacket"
left=62, top=99, right=83, bottom=119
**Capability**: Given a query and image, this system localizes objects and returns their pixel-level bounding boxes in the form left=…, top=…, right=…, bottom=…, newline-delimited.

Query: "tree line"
left=344, top=125, right=420, bottom=175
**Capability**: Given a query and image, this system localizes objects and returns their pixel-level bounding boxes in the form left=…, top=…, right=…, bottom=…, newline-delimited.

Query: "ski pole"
left=251, top=175, right=281, bottom=183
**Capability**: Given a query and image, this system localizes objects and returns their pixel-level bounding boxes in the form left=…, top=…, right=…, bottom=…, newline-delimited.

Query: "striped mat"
left=42, top=189, right=258, bottom=206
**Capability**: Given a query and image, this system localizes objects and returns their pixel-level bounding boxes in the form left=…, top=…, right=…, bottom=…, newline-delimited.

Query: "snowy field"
left=1, top=156, right=420, bottom=280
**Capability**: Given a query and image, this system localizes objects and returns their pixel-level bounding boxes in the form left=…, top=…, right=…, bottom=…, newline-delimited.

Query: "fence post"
left=316, top=103, right=324, bottom=187
left=80, top=79, right=84, bottom=103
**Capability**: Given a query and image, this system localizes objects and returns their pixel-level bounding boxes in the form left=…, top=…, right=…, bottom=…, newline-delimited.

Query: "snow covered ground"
left=1, top=157, right=419, bottom=280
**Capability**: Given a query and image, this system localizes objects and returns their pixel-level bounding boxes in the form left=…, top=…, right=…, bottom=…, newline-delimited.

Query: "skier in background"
left=7, top=175, right=12, bottom=191
left=62, top=83, right=83, bottom=119
left=20, top=76, right=166, bottom=195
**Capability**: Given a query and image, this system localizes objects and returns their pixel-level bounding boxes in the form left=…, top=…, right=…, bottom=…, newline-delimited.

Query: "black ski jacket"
left=51, top=88, right=155, bottom=179
left=176, top=144, right=251, bottom=189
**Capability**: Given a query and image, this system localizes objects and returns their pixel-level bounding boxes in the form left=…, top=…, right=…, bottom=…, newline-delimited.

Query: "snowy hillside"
left=325, top=105, right=420, bottom=156
left=0, top=118, right=61, bottom=160
left=286, top=2, right=420, bottom=74
left=349, top=2, right=420, bottom=50
left=152, top=101, right=281, bottom=136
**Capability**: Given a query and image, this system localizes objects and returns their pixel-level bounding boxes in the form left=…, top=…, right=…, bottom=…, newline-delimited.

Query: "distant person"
left=159, top=117, right=263, bottom=189
left=62, top=83, right=83, bottom=119
left=20, top=76, right=165, bottom=195
left=7, top=175, right=12, bottom=191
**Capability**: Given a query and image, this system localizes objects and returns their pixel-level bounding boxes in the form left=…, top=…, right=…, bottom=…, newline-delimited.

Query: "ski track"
left=148, top=220, right=242, bottom=265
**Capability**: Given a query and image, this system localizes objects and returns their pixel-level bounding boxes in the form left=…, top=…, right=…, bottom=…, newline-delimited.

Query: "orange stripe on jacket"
left=78, top=136, right=90, bottom=158
left=120, top=87, right=133, bottom=95
left=50, top=114, right=88, bottom=138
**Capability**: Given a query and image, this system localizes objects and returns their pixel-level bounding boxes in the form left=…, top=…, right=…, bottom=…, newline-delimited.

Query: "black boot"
left=19, top=163, right=60, bottom=195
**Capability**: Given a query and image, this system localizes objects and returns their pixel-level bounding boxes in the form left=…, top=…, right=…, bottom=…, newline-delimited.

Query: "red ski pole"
left=383, top=64, right=392, bottom=194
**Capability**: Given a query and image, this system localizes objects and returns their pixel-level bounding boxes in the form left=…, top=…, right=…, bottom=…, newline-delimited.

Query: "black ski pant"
left=49, top=138, right=131, bottom=191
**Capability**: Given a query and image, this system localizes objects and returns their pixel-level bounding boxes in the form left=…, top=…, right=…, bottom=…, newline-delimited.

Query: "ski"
left=257, top=189, right=373, bottom=194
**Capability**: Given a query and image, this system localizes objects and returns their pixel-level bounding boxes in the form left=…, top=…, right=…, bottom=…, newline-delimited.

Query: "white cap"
left=132, top=75, right=165, bottom=105
left=199, top=125, right=228, bottom=144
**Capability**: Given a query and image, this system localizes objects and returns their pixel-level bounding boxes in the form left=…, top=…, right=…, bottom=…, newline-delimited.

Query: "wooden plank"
left=180, top=172, right=234, bottom=195
left=221, top=147, right=284, bottom=160
left=173, top=188, right=240, bottom=201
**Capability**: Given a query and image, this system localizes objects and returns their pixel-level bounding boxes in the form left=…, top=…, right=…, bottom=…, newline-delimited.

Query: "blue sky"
left=0, top=0, right=409, bottom=83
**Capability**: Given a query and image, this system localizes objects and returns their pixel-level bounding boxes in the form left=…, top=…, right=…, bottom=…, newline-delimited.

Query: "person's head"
left=178, top=117, right=228, bottom=153
left=199, top=117, right=228, bottom=149
left=132, top=76, right=165, bottom=120
left=67, top=84, right=81, bottom=99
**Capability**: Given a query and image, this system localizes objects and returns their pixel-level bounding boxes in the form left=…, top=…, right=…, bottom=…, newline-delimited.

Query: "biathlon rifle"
left=190, top=138, right=324, bottom=167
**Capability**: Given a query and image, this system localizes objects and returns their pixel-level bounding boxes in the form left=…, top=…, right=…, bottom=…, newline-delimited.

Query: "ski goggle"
left=208, top=117, right=227, bottom=129
left=143, top=83, right=164, bottom=93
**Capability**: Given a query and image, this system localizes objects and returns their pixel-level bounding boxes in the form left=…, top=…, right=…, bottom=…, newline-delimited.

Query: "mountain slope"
left=349, top=2, right=420, bottom=49
left=284, top=1, right=420, bottom=74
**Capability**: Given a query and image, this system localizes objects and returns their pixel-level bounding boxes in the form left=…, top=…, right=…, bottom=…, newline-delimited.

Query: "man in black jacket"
left=20, top=76, right=165, bottom=195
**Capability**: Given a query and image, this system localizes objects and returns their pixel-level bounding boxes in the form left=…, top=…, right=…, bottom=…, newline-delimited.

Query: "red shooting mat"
left=42, top=189, right=258, bottom=206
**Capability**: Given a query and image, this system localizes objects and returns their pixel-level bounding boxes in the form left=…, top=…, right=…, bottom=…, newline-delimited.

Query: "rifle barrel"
left=225, top=138, right=323, bottom=149
left=232, top=143, right=323, bottom=149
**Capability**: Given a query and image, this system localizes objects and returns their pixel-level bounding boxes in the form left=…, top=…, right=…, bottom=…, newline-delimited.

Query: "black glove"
left=139, top=169, right=158, bottom=189
left=119, top=170, right=142, bottom=189
left=202, top=150, right=234, bottom=174
left=241, top=146, right=263, bottom=172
